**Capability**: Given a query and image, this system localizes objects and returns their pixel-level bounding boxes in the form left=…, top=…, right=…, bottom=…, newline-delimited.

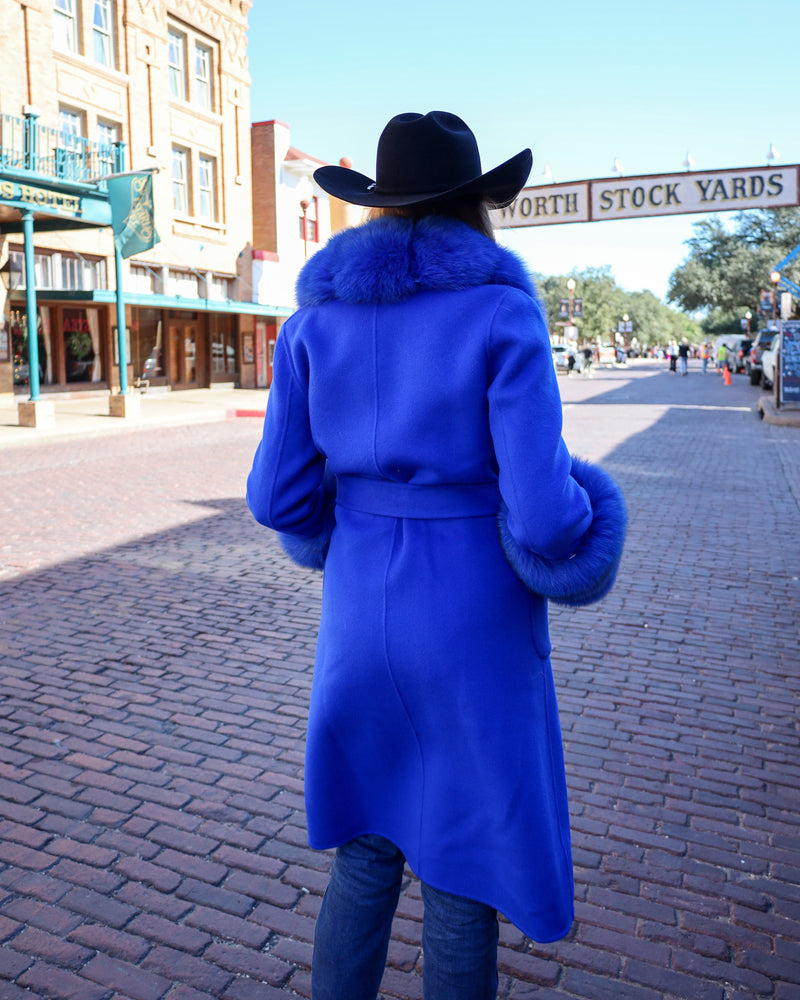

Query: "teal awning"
left=12, top=288, right=294, bottom=318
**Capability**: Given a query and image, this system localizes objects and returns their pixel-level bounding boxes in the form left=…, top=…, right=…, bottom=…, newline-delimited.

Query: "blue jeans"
left=312, top=834, right=499, bottom=1000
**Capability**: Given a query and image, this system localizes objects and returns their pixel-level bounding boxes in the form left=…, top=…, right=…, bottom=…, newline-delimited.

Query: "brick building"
left=0, top=0, right=297, bottom=408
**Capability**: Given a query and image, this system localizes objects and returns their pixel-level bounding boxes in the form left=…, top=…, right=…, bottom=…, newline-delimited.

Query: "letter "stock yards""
left=491, top=165, right=799, bottom=229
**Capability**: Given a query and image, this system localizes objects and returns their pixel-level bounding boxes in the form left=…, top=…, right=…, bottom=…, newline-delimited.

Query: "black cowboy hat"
left=313, top=111, right=532, bottom=209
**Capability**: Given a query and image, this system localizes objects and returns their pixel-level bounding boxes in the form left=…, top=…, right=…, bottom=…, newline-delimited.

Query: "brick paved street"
left=0, top=359, right=798, bottom=1000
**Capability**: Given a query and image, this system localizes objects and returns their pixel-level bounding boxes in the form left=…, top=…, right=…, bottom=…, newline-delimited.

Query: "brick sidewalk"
left=0, top=363, right=798, bottom=999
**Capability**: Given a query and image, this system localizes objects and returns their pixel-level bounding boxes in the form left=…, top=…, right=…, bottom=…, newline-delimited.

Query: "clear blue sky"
left=247, top=0, right=799, bottom=302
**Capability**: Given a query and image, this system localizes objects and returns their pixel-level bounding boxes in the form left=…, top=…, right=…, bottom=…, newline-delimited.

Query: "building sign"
left=492, top=183, right=589, bottom=227
left=492, top=165, right=799, bottom=228
left=592, top=166, right=798, bottom=221
left=0, top=180, right=82, bottom=216
left=780, top=320, right=800, bottom=405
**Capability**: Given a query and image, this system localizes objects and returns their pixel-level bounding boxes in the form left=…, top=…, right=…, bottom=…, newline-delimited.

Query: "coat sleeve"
left=487, top=288, right=592, bottom=560
left=246, top=321, right=335, bottom=569
left=487, top=289, right=626, bottom=604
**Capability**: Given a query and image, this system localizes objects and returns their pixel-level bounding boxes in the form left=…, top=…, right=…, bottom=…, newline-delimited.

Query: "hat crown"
left=375, top=112, right=482, bottom=197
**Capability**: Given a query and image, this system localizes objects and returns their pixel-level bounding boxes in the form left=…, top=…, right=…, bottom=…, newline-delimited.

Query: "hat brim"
left=314, top=149, right=532, bottom=209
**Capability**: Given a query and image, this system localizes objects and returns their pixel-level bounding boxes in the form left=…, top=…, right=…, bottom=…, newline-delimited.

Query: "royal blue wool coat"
left=247, top=216, right=626, bottom=943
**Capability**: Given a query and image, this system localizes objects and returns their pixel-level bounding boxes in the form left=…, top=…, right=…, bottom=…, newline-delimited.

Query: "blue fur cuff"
left=277, top=466, right=336, bottom=571
left=279, top=518, right=334, bottom=570
left=499, top=457, right=627, bottom=606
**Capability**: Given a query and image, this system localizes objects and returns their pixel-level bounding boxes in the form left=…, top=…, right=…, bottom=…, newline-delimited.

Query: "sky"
left=246, top=0, right=800, bottom=303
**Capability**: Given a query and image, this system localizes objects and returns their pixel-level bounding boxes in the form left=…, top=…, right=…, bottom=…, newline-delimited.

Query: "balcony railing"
left=0, top=111, right=125, bottom=184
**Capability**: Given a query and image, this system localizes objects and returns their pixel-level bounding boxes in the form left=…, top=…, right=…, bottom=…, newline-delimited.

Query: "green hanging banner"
left=107, top=172, right=160, bottom=258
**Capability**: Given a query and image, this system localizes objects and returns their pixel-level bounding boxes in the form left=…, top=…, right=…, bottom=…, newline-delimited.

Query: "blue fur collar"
left=296, top=215, right=538, bottom=307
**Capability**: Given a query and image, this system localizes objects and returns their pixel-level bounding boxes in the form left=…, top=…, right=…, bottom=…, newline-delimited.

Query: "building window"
left=59, top=107, right=83, bottom=143
left=172, top=146, right=189, bottom=214
left=195, top=43, right=212, bottom=111
left=56, top=107, right=85, bottom=178
left=54, top=0, right=79, bottom=53
left=61, top=256, right=105, bottom=291
left=96, top=120, right=118, bottom=173
left=208, top=275, right=230, bottom=301
left=10, top=250, right=53, bottom=289
left=167, top=269, right=199, bottom=297
left=92, top=0, right=115, bottom=68
left=168, top=29, right=187, bottom=100
left=129, top=265, right=155, bottom=294
left=198, top=155, right=216, bottom=220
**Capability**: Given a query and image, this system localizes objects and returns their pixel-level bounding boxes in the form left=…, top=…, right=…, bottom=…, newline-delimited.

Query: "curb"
left=757, top=395, right=800, bottom=426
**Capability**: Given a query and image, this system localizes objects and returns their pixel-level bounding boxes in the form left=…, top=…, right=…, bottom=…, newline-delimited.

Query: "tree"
left=534, top=267, right=695, bottom=347
left=667, top=207, right=800, bottom=330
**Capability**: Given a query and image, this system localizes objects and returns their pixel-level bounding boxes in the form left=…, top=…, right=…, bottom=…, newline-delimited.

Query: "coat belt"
left=336, top=475, right=500, bottom=520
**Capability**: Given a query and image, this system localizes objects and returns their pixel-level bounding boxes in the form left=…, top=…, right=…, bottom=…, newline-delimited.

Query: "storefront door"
left=168, top=322, right=197, bottom=386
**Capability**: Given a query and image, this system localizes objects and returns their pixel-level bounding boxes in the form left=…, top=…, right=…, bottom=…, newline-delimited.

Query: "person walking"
left=678, top=338, right=690, bottom=376
left=717, top=341, right=728, bottom=374
left=700, top=342, right=710, bottom=374
left=247, top=111, right=627, bottom=1000
left=668, top=340, right=679, bottom=373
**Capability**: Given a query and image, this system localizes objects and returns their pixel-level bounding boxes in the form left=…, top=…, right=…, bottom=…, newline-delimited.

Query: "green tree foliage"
left=535, top=266, right=696, bottom=347
left=667, top=207, right=800, bottom=332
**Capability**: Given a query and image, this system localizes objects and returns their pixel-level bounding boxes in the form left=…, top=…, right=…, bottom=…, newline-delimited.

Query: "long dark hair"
left=368, top=195, right=494, bottom=240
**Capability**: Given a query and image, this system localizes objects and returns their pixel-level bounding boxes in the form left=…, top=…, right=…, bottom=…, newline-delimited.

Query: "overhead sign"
left=491, top=165, right=800, bottom=228
left=493, top=182, right=589, bottom=227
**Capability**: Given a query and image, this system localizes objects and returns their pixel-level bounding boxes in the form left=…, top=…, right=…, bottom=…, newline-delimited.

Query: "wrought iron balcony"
left=0, top=111, right=126, bottom=185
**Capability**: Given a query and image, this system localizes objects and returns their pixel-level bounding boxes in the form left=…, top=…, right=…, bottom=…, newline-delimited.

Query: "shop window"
left=54, top=0, right=79, bottom=53
left=172, top=146, right=189, bottom=214
left=168, top=29, right=187, bottom=100
left=11, top=308, right=55, bottom=388
left=93, top=0, right=115, bottom=68
left=198, top=155, right=216, bottom=220
left=195, top=44, right=212, bottom=111
left=63, top=308, right=101, bottom=383
left=131, top=309, right=164, bottom=381
left=211, top=326, right=236, bottom=376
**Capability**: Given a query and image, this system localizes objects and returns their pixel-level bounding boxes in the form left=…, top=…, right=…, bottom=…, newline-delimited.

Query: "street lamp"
left=297, top=176, right=314, bottom=260
left=0, top=258, right=22, bottom=294
left=745, top=310, right=752, bottom=335
left=566, top=278, right=576, bottom=323
left=770, top=271, right=781, bottom=322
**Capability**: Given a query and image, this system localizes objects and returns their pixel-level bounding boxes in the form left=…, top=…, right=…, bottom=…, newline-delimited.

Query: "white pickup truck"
left=761, top=340, right=780, bottom=390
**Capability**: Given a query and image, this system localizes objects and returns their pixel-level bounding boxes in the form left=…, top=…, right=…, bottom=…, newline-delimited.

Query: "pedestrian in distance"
left=582, top=345, right=594, bottom=377
left=700, top=342, right=710, bottom=375
left=668, top=340, right=679, bottom=373
left=246, top=110, right=627, bottom=1000
left=717, top=341, right=728, bottom=374
left=678, top=338, right=690, bottom=376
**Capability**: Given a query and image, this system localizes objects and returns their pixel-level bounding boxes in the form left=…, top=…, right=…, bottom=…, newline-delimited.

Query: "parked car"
left=552, top=344, right=571, bottom=372
left=597, top=344, right=616, bottom=365
left=761, top=339, right=780, bottom=390
left=747, top=329, right=779, bottom=386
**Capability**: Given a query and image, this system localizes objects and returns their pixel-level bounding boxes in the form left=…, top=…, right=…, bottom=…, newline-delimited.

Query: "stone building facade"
left=0, top=0, right=291, bottom=401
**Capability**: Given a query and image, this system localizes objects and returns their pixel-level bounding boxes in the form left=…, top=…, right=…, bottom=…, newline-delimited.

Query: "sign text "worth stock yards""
left=490, top=165, right=799, bottom=228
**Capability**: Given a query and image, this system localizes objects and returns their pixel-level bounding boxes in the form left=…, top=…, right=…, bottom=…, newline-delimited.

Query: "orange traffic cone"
left=723, top=366, right=731, bottom=386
